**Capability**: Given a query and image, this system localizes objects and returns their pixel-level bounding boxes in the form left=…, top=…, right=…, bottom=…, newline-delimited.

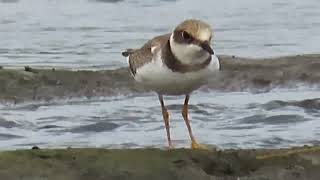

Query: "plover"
left=122, top=19, right=220, bottom=149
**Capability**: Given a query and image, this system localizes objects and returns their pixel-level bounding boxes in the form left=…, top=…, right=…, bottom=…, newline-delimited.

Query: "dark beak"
left=200, top=41, right=214, bottom=55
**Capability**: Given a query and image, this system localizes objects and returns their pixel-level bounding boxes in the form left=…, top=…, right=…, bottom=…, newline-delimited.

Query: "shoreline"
left=0, top=145, right=319, bottom=180
left=0, top=54, right=320, bottom=103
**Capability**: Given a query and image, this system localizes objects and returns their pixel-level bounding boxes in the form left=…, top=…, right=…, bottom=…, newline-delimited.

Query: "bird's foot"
left=166, top=142, right=175, bottom=150
left=191, top=141, right=208, bottom=150
left=167, top=144, right=175, bottom=150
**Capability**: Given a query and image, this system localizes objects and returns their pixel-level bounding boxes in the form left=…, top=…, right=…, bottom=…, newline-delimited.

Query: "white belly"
left=134, top=55, right=220, bottom=95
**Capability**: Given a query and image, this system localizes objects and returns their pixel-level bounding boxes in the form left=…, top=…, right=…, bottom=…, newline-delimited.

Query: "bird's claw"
left=191, top=141, right=208, bottom=150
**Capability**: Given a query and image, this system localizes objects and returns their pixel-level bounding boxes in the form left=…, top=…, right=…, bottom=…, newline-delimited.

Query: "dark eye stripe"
left=182, top=31, right=192, bottom=40
left=173, top=30, right=195, bottom=44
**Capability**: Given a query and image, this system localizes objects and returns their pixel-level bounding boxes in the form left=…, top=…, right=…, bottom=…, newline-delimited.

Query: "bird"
left=122, top=19, right=220, bottom=149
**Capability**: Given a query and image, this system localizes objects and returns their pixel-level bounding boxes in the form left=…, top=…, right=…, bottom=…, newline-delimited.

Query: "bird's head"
left=170, top=19, right=214, bottom=65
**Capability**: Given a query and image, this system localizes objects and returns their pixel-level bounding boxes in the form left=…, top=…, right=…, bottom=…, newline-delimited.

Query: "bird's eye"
left=182, top=31, right=192, bottom=41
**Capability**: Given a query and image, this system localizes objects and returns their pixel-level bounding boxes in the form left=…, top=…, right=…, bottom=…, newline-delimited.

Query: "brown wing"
left=122, top=33, right=171, bottom=76
left=127, top=48, right=153, bottom=75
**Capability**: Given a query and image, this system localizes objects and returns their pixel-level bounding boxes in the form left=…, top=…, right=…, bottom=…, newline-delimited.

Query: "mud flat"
left=0, top=146, right=319, bottom=180
left=1, top=54, right=320, bottom=103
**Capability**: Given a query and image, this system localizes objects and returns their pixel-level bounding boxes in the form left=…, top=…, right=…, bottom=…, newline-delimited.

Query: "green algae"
left=0, top=146, right=320, bottom=180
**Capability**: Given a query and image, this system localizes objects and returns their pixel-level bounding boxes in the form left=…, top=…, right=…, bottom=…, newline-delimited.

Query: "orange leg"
left=182, top=95, right=206, bottom=149
left=158, top=94, right=173, bottom=149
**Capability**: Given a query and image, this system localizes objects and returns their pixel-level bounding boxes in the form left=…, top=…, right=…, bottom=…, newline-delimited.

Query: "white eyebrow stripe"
left=198, top=29, right=211, bottom=41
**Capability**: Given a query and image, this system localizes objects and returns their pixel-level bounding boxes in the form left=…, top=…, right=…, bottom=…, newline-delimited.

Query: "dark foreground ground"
left=0, top=146, right=320, bottom=180
left=1, top=54, right=320, bottom=103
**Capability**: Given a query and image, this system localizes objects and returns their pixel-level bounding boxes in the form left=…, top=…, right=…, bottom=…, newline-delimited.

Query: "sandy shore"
left=1, top=54, right=320, bottom=103
left=0, top=146, right=319, bottom=180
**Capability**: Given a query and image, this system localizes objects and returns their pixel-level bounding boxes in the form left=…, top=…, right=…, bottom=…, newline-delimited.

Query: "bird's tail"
left=121, top=49, right=135, bottom=57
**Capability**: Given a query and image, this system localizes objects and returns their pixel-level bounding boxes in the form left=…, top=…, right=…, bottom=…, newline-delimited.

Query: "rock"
left=31, top=146, right=40, bottom=150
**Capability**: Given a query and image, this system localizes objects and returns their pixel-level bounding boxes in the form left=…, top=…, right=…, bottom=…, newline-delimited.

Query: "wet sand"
left=212, top=54, right=320, bottom=91
left=0, top=54, right=320, bottom=103
left=0, top=146, right=319, bottom=180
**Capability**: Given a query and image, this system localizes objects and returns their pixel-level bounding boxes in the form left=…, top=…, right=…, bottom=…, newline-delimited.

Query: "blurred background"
left=0, top=0, right=320, bottom=69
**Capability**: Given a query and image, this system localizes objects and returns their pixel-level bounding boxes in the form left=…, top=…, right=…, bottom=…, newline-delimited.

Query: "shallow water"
left=1, top=0, right=320, bottom=150
left=1, top=87, right=320, bottom=150
left=0, top=0, right=320, bottom=69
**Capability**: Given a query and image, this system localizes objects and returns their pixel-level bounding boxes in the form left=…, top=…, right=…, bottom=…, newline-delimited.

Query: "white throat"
left=169, top=34, right=210, bottom=65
